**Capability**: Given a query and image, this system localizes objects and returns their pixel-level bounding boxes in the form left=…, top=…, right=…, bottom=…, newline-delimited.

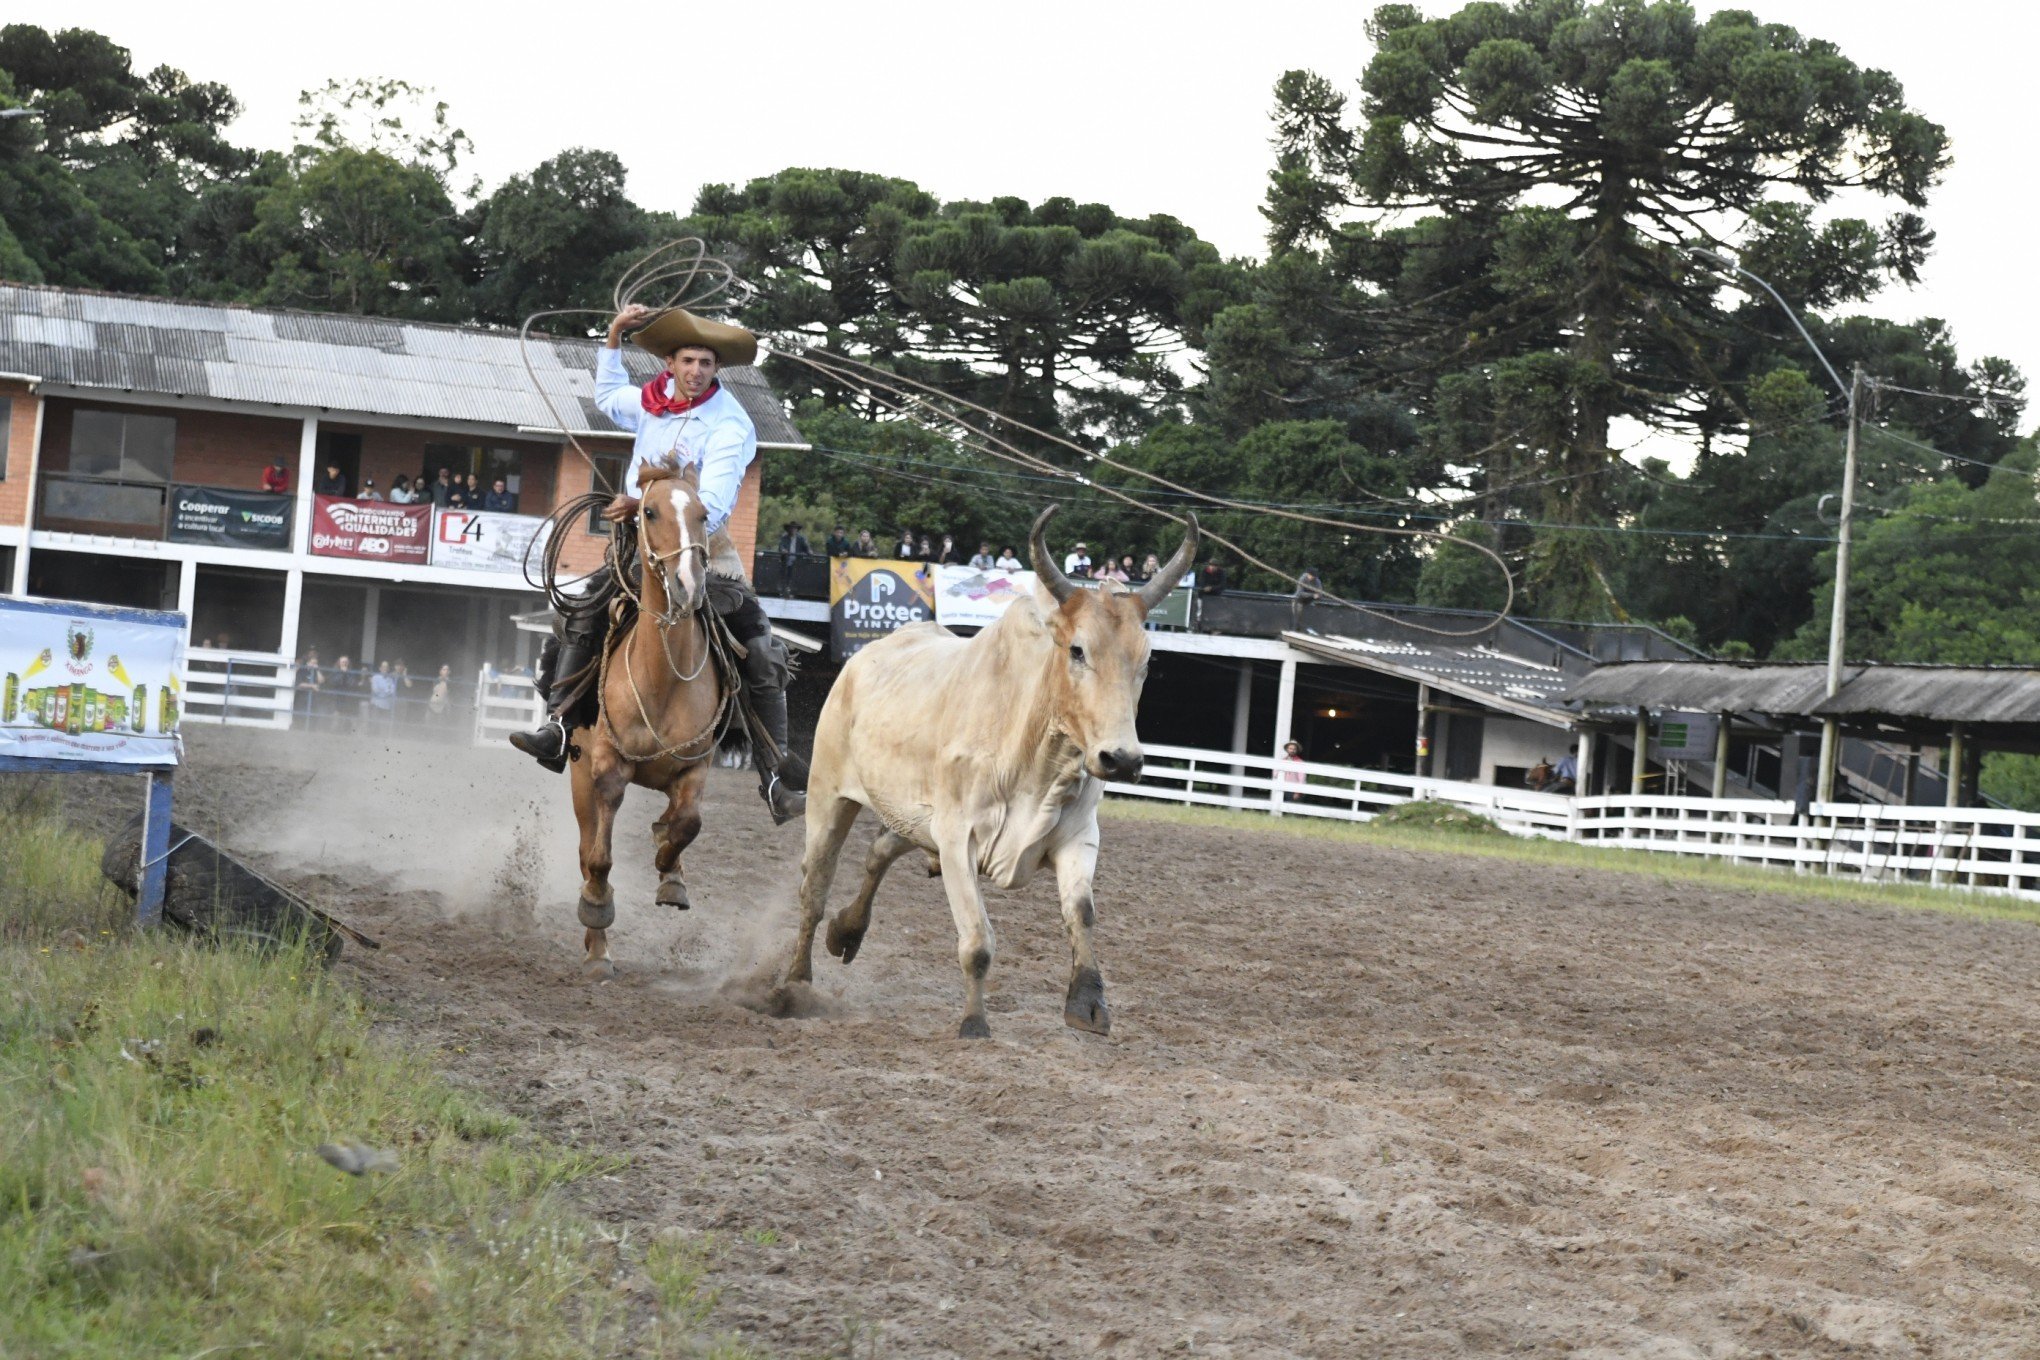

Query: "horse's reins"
left=599, top=503, right=743, bottom=764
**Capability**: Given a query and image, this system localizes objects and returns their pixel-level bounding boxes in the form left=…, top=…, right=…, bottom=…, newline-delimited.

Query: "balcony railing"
left=38, top=473, right=169, bottom=537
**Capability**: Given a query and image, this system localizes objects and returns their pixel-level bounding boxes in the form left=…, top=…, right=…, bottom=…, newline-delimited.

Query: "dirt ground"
left=139, top=729, right=2040, bottom=1355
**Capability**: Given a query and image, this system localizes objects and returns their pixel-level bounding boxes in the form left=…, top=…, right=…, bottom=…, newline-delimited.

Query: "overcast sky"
left=23, top=1, right=2038, bottom=438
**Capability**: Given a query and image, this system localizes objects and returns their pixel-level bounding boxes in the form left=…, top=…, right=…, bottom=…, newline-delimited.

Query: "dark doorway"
left=315, top=431, right=362, bottom=497
left=25, top=549, right=175, bottom=611
left=191, top=566, right=286, bottom=652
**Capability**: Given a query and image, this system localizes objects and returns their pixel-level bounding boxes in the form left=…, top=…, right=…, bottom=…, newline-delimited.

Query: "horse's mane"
left=636, top=457, right=700, bottom=489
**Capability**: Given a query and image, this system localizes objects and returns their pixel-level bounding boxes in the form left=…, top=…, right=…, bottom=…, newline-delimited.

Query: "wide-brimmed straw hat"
left=630, top=308, right=758, bottom=367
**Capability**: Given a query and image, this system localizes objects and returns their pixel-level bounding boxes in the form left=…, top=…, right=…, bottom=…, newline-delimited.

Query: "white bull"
left=778, top=507, right=1199, bottom=1038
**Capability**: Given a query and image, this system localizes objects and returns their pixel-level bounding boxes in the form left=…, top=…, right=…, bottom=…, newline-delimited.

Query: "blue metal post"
left=138, top=767, right=173, bottom=928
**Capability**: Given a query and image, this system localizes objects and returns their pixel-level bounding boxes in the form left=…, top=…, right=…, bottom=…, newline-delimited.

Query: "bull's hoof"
left=580, top=957, right=616, bottom=983
left=656, top=880, right=691, bottom=911
left=923, top=854, right=943, bottom=878
left=577, top=895, right=616, bottom=930
left=1064, top=968, right=1110, bottom=1035
left=957, top=1013, right=991, bottom=1040
left=825, top=916, right=866, bottom=965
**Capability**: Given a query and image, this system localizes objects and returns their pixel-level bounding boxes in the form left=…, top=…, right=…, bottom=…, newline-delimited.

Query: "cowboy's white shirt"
left=594, top=346, right=757, bottom=535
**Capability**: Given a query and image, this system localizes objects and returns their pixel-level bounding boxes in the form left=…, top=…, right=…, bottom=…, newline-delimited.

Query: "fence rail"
left=474, top=670, right=543, bottom=746
left=1103, top=743, right=2040, bottom=902
left=182, top=649, right=295, bottom=730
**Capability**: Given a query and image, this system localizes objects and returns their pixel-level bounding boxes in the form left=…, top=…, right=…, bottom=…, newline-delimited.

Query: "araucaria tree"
left=1260, top=0, right=1948, bottom=615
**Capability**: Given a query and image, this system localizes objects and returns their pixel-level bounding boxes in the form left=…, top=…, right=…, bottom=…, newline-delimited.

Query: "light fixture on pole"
left=1689, top=246, right=1862, bottom=803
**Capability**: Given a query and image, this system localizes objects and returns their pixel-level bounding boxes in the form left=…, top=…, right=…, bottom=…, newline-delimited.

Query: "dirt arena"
left=156, top=729, right=2040, bottom=1356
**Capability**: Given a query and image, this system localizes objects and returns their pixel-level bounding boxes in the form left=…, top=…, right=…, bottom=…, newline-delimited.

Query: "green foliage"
left=470, top=148, right=676, bottom=327
left=250, top=146, right=468, bottom=318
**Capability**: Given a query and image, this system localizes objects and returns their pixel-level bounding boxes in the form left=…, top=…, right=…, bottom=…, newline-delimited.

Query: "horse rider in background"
left=510, top=303, right=808, bottom=825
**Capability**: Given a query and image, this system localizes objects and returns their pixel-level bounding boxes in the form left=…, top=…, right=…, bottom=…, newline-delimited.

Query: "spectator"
left=447, top=477, right=471, bottom=510
left=1098, top=557, right=1129, bottom=584
left=892, top=529, right=916, bottom=558
left=777, top=522, right=811, bottom=598
left=359, top=477, right=384, bottom=501
left=484, top=478, right=517, bottom=512
left=825, top=525, right=854, bottom=558
left=1063, top=541, right=1093, bottom=577
left=995, top=545, right=1023, bottom=570
left=1141, top=551, right=1165, bottom=583
left=370, top=660, right=398, bottom=727
left=1549, top=749, right=1579, bottom=796
left=1291, top=566, right=1324, bottom=628
left=937, top=534, right=963, bottom=565
left=427, top=663, right=454, bottom=724
left=315, top=463, right=347, bottom=497
left=430, top=467, right=456, bottom=507
left=1198, top=560, right=1227, bottom=595
left=261, top=459, right=291, bottom=494
left=854, top=529, right=878, bottom=556
left=1118, top=553, right=1140, bottom=582
left=293, top=649, right=322, bottom=726
left=327, top=655, right=362, bottom=733
left=392, top=659, right=414, bottom=721
left=1281, top=739, right=1307, bottom=801
left=917, top=534, right=936, bottom=562
left=388, top=474, right=416, bottom=504
left=464, top=472, right=484, bottom=507
left=969, top=542, right=996, bottom=570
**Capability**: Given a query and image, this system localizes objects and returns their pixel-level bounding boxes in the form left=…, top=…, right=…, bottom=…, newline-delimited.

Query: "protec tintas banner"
left=829, top=558, right=935, bottom=662
left=310, top=496, right=430, bottom=564
left=166, top=484, right=293, bottom=551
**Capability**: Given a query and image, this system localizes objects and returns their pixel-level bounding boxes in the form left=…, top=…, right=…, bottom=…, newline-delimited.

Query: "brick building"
left=0, top=283, right=804, bottom=687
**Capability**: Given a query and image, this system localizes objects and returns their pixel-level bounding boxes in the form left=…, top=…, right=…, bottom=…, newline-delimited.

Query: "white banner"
left=933, top=564, right=1038, bottom=627
left=430, top=507, right=551, bottom=574
left=0, top=597, right=185, bottom=766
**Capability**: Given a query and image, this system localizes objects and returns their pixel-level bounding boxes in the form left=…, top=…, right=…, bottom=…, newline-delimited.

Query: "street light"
left=1689, top=245, right=1864, bottom=803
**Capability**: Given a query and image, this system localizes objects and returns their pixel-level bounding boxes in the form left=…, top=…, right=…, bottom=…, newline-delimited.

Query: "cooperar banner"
left=430, top=507, right=550, bottom=574
left=166, top=484, right=293, bottom=551
left=829, top=558, right=934, bottom=662
left=310, top=496, right=430, bottom=564
left=0, top=596, right=185, bottom=766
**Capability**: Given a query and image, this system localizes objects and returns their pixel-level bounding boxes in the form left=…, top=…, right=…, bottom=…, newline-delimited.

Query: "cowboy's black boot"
left=509, top=714, right=570, bottom=774
left=511, top=632, right=590, bottom=774
left=741, top=633, right=807, bottom=825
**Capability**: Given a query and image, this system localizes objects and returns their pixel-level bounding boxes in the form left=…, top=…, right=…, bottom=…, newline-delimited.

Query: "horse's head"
left=636, top=459, right=711, bottom=617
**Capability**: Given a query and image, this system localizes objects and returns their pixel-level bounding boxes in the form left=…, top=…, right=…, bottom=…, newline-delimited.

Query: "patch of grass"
left=0, top=775, right=129, bottom=943
left=1102, top=795, right=2040, bottom=926
left=1369, top=799, right=1508, bottom=836
left=0, top=800, right=759, bottom=1358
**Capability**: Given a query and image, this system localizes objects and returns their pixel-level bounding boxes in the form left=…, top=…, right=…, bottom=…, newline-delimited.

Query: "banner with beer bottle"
left=0, top=596, right=185, bottom=766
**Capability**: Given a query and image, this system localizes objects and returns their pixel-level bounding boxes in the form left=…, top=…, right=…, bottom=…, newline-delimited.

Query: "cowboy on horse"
left=511, top=303, right=808, bottom=825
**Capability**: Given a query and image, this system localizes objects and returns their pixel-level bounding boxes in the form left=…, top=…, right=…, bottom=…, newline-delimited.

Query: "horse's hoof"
left=825, top=917, right=865, bottom=965
left=1063, top=967, right=1109, bottom=1034
left=956, top=1013, right=991, bottom=1040
left=656, top=881, right=691, bottom=911
left=580, top=958, right=616, bottom=984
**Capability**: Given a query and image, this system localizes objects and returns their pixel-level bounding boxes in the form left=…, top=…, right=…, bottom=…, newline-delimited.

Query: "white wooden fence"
left=1105, top=743, right=2040, bottom=902
left=474, top=670, right=544, bottom=745
left=180, top=649, right=295, bottom=729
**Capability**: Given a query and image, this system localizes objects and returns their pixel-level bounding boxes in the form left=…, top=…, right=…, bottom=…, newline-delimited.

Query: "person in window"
left=464, top=472, right=484, bottom=507
left=316, top=463, right=347, bottom=497
left=994, top=545, right=1023, bottom=570
left=936, top=534, right=963, bottom=565
left=509, top=303, right=808, bottom=825
left=359, top=477, right=384, bottom=501
left=388, top=474, right=416, bottom=504
left=824, top=525, right=853, bottom=558
left=262, top=459, right=291, bottom=494
left=855, top=529, right=878, bottom=556
left=483, top=477, right=516, bottom=512
left=1062, top=541, right=1092, bottom=578
left=430, top=467, right=455, bottom=507
left=969, top=541, right=996, bottom=570
left=446, top=477, right=471, bottom=510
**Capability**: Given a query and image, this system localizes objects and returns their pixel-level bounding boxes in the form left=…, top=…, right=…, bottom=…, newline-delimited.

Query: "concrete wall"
left=1481, top=715, right=1571, bottom=788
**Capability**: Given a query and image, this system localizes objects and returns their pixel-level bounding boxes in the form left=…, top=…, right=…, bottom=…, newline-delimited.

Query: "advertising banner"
left=932, top=564, right=1193, bottom=629
left=166, top=484, right=293, bottom=551
left=430, top=507, right=550, bottom=574
left=310, top=495, right=430, bottom=564
left=829, top=558, right=935, bottom=662
left=933, top=564, right=1036, bottom=627
left=0, top=596, right=185, bottom=766
left=1654, top=711, right=1720, bottom=761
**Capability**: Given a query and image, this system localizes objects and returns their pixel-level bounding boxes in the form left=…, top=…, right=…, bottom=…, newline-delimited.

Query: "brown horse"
left=567, top=460, right=732, bottom=979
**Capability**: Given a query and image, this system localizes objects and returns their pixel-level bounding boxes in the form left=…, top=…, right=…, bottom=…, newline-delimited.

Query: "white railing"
left=181, top=649, right=295, bottom=730
left=1105, top=743, right=2040, bottom=902
left=474, top=669, right=544, bottom=746
left=1106, top=743, right=1575, bottom=840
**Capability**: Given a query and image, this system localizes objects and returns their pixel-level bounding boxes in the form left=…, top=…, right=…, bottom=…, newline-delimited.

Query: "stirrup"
left=761, top=771, right=806, bottom=826
left=511, top=715, right=570, bottom=774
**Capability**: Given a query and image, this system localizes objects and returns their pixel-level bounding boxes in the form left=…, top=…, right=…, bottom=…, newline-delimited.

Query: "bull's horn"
left=1028, top=506, right=1076, bottom=603
left=1136, top=514, right=1200, bottom=613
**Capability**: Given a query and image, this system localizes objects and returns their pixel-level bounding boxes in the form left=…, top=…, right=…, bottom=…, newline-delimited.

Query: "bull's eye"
left=1069, top=643, right=1086, bottom=665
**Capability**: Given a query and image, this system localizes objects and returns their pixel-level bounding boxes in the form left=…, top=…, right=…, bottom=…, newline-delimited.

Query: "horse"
left=566, top=460, right=735, bottom=979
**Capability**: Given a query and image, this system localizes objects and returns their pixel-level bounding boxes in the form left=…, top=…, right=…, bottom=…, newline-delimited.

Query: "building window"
left=586, top=451, right=629, bottom=535
left=70, top=408, right=176, bottom=483
left=424, top=441, right=525, bottom=493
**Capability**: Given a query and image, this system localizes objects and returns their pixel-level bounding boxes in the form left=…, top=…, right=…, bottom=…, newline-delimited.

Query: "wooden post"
left=1229, top=658, right=1253, bottom=792
left=138, top=768, right=173, bottom=928
left=1270, top=656, right=1297, bottom=816
left=1903, top=747, right=1919, bottom=805
left=1711, top=713, right=1731, bottom=800
left=1631, top=707, right=1649, bottom=795
left=1946, top=723, right=1966, bottom=808
left=1415, top=684, right=1432, bottom=782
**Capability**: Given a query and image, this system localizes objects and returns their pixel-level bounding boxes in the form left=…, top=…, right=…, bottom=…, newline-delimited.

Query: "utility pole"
left=1817, top=365, right=1866, bottom=802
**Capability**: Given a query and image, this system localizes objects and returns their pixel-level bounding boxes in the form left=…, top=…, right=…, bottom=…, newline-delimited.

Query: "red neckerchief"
left=641, top=376, right=720, bottom=418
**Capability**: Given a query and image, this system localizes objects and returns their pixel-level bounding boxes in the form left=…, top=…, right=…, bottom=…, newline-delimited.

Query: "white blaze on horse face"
left=666, top=483, right=706, bottom=607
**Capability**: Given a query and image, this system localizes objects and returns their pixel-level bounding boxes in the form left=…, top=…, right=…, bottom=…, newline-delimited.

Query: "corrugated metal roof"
left=0, top=282, right=805, bottom=446
left=1285, top=629, right=1575, bottom=726
left=1563, top=661, right=2040, bottom=724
